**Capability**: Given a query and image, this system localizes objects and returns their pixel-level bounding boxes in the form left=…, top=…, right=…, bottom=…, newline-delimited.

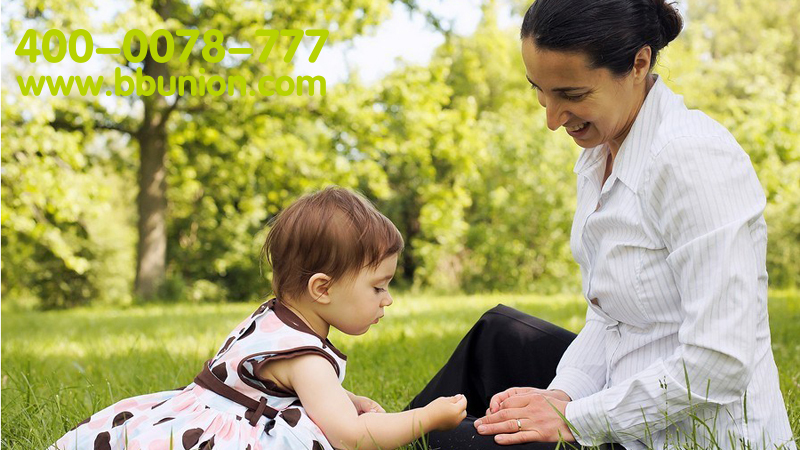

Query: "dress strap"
left=194, top=360, right=279, bottom=426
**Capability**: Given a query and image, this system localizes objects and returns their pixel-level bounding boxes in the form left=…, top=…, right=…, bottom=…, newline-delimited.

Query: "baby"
left=50, top=187, right=467, bottom=450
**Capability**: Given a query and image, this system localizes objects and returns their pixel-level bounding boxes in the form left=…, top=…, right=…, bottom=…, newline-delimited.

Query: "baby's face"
left=323, top=254, right=398, bottom=336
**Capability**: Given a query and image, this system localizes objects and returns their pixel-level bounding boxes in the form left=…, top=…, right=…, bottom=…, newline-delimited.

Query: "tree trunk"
left=134, top=28, right=171, bottom=299
left=402, top=198, right=421, bottom=284
left=134, top=125, right=168, bottom=299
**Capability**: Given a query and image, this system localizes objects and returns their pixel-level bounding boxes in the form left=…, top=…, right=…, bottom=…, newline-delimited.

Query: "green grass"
left=2, top=292, right=798, bottom=449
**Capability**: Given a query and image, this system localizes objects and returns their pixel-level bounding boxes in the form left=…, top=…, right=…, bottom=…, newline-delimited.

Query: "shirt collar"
left=573, top=143, right=606, bottom=175
left=573, top=75, right=682, bottom=193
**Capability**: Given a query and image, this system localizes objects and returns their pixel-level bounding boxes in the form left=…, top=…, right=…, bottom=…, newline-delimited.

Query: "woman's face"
left=521, top=39, right=648, bottom=151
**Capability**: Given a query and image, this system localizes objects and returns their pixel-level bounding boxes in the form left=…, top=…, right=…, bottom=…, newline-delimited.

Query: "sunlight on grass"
left=2, top=292, right=797, bottom=449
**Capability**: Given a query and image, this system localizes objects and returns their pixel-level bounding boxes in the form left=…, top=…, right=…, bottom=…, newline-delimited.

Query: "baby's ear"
left=307, top=273, right=332, bottom=304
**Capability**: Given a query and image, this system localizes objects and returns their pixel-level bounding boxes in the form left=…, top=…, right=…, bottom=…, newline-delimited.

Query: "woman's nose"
left=545, top=104, right=567, bottom=131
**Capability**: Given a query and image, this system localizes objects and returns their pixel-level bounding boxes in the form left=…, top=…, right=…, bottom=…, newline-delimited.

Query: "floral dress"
left=49, top=298, right=347, bottom=450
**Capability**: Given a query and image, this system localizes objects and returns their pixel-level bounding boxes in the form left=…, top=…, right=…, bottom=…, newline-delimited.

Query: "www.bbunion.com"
left=17, top=67, right=327, bottom=97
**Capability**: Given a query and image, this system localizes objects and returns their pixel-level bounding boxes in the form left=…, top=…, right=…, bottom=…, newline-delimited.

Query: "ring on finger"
left=516, top=418, right=522, bottom=432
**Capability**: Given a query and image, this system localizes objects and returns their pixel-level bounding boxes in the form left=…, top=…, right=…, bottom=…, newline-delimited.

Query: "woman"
left=408, top=0, right=796, bottom=449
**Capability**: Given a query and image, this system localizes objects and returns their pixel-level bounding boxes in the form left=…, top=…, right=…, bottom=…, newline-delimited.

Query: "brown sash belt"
left=194, top=360, right=279, bottom=426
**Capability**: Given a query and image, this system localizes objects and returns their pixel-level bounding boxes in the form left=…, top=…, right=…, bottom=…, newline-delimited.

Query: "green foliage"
left=305, top=8, right=581, bottom=292
left=1, top=90, right=136, bottom=309
left=368, top=62, right=484, bottom=289
left=440, top=15, right=580, bottom=292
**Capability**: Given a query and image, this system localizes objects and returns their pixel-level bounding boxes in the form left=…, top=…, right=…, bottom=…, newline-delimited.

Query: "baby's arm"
left=266, top=354, right=466, bottom=450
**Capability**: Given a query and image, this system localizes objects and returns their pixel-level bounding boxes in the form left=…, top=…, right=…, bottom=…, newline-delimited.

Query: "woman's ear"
left=307, top=273, right=332, bottom=304
left=632, top=46, right=653, bottom=83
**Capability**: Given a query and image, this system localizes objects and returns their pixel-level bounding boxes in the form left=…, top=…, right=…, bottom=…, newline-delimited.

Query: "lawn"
left=2, top=292, right=798, bottom=449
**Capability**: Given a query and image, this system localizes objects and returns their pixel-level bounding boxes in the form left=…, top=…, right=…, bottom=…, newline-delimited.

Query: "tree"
left=4, top=0, right=398, bottom=299
left=1, top=88, right=136, bottom=308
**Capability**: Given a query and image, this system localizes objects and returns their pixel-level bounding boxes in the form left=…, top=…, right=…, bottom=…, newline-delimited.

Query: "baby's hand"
left=351, top=395, right=386, bottom=414
left=424, top=394, right=468, bottom=431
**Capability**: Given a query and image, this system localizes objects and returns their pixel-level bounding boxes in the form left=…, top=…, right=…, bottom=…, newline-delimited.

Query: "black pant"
left=407, top=304, right=591, bottom=449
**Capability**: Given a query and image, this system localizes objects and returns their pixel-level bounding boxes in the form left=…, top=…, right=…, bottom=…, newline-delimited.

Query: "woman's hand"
left=424, top=394, right=468, bottom=431
left=486, top=387, right=571, bottom=415
left=474, top=393, right=574, bottom=445
left=350, top=394, right=386, bottom=415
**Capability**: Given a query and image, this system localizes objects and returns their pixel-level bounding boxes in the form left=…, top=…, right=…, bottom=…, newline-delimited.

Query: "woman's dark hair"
left=520, top=0, right=683, bottom=76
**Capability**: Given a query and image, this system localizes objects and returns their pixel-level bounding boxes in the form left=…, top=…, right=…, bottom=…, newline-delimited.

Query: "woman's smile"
left=565, top=121, right=591, bottom=138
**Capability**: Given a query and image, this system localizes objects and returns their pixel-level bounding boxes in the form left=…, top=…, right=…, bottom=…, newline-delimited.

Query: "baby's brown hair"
left=261, top=187, right=403, bottom=301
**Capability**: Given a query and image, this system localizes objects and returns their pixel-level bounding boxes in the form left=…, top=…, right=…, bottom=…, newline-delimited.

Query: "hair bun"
left=654, top=0, right=683, bottom=46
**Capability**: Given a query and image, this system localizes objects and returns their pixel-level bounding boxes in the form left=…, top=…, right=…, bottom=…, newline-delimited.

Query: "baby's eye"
left=374, top=287, right=386, bottom=293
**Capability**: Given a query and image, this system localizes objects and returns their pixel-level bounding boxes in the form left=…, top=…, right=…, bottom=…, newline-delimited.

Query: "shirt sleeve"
left=547, top=306, right=608, bottom=401
left=565, top=135, right=766, bottom=446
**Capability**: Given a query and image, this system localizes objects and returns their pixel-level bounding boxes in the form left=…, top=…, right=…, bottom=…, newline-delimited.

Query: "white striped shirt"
left=547, top=75, right=796, bottom=450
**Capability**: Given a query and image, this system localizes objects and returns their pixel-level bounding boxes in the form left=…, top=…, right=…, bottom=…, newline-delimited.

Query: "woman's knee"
left=478, top=304, right=576, bottom=348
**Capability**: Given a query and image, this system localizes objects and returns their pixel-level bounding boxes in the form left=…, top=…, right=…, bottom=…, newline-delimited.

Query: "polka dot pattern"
left=47, top=300, right=345, bottom=450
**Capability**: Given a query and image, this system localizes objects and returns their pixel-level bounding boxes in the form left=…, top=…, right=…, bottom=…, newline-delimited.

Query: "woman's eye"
left=563, top=93, right=586, bottom=101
